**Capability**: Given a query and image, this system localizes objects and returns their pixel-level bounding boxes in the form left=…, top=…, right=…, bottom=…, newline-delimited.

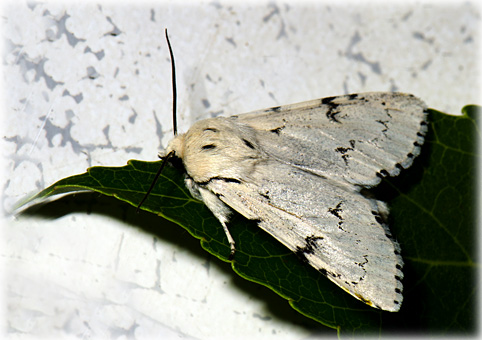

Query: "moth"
left=161, top=92, right=427, bottom=312
left=142, top=31, right=428, bottom=312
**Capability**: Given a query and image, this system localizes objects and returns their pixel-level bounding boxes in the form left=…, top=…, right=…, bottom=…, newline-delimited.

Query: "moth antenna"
left=137, top=29, right=177, bottom=212
left=165, top=28, right=177, bottom=136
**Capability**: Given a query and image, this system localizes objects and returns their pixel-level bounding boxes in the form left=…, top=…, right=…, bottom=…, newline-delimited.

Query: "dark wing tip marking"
left=270, top=126, right=284, bottom=134
left=373, top=214, right=384, bottom=224
left=377, top=169, right=390, bottom=178
left=321, top=96, right=336, bottom=104
left=326, top=105, right=342, bottom=123
left=321, top=96, right=356, bottom=123
left=260, top=190, right=271, bottom=201
left=328, top=202, right=343, bottom=220
left=264, top=106, right=282, bottom=113
left=295, top=235, right=325, bottom=263
left=318, top=267, right=340, bottom=279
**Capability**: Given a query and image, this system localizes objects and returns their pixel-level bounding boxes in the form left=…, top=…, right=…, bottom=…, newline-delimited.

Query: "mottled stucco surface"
left=2, top=1, right=480, bottom=339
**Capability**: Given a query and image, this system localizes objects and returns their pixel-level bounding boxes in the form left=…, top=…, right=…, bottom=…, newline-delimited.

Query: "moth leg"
left=220, top=221, right=236, bottom=260
left=189, top=181, right=237, bottom=259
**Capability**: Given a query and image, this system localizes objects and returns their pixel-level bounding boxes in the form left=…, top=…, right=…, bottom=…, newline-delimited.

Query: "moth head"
left=162, top=133, right=186, bottom=159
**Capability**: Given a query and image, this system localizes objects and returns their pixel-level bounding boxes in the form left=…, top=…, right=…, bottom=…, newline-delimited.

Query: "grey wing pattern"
left=206, top=160, right=404, bottom=311
left=232, top=92, right=428, bottom=188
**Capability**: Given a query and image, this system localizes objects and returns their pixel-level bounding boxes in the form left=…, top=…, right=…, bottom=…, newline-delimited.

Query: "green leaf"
left=19, top=106, right=479, bottom=336
left=377, top=105, right=479, bottom=335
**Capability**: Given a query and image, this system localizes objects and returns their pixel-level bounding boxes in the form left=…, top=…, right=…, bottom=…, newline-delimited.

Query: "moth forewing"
left=163, top=92, right=427, bottom=312
left=233, top=92, right=427, bottom=188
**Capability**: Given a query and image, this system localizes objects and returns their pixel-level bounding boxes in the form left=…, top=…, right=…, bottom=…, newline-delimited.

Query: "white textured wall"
left=2, top=1, right=480, bottom=339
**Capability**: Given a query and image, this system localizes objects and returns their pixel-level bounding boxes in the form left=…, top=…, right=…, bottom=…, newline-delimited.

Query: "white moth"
left=161, top=92, right=428, bottom=312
